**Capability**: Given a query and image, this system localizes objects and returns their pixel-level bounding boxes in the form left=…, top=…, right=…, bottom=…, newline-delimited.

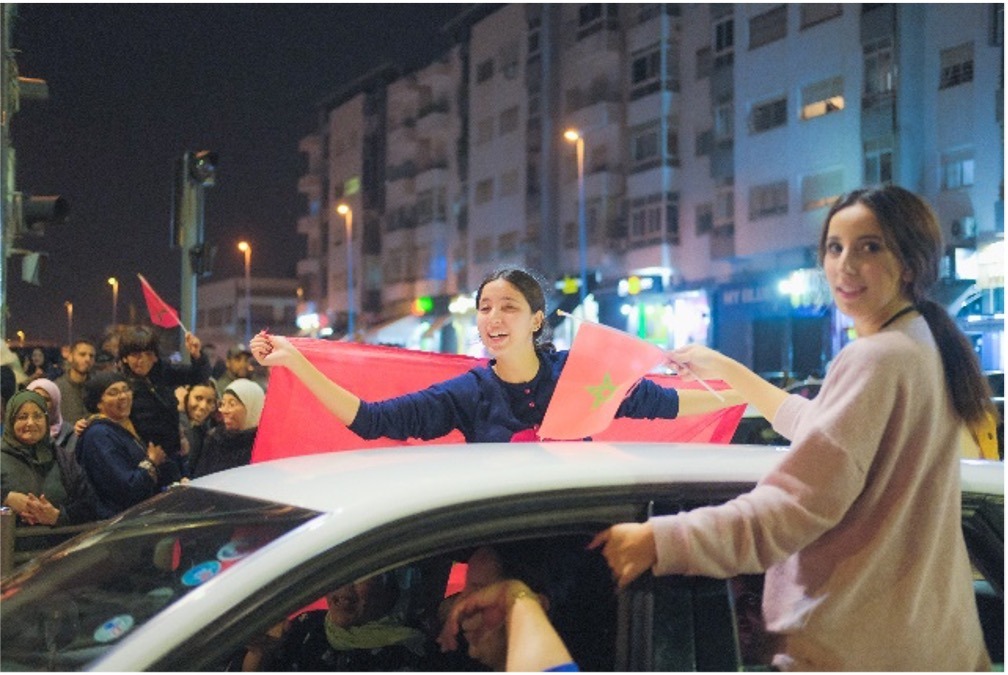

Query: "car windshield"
left=1, top=485, right=320, bottom=672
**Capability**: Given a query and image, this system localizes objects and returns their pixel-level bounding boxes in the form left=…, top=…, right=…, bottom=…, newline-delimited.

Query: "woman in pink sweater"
left=591, top=185, right=995, bottom=671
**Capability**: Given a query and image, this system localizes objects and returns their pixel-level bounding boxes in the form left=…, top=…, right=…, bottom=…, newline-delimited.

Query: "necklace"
left=879, top=305, right=917, bottom=330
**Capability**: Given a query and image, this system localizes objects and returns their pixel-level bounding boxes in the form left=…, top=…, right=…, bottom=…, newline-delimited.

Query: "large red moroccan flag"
left=137, top=274, right=184, bottom=330
left=252, top=338, right=745, bottom=462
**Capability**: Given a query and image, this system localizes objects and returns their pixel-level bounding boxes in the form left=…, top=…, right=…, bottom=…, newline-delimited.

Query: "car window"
left=224, top=533, right=619, bottom=672
left=0, top=488, right=319, bottom=672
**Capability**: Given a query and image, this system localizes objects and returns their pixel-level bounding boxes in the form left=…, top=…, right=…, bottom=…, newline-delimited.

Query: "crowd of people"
left=1, top=326, right=266, bottom=537
left=0, top=185, right=999, bottom=670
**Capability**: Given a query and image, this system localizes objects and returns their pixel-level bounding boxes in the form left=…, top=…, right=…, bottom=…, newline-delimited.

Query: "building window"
left=863, top=39, right=895, bottom=101
left=749, top=96, right=787, bottom=133
left=475, top=58, right=494, bottom=84
left=695, top=128, right=713, bottom=157
left=499, top=106, right=520, bottom=135
left=749, top=5, right=787, bottom=50
left=476, top=116, right=494, bottom=145
left=475, top=178, right=494, bottom=205
left=713, top=187, right=734, bottom=227
left=714, top=16, right=734, bottom=54
left=630, top=44, right=678, bottom=99
left=800, top=3, right=841, bottom=29
left=629, top=193, right=679, bottom=245
left=577, top=4, right=619, bottom=40
left=695, top=202, right=714, bottom=235
left=801, top=76, right=844, bottom=120
left=863, top=139, right=893, bottom=184
left=992, top=4, right=1004, bottom=46
left=696, top=46, right=712, bottom=80
left=630, top=121, right=677, bottom=171
left=500, top=168, right=520, bottom=197
left=473, top=236, right=493, bottom=264
left=801, top=168, right=844, bottom=211
left=749, top=180, right=789, bottom=219
left=941, top=149, right=975, bottom=190
left=714, top=100, right=734, bottom=140
left=499, top=41, right=520, bottom=80
left=939, top=42, right=974, bottom=90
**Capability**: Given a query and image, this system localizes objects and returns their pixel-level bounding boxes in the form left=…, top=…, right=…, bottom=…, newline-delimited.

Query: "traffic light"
left=14, top=192, right=69, bottom=236
left=188, top=242, right=217, bottom=278
left=188, top=150, right=218, bottom=186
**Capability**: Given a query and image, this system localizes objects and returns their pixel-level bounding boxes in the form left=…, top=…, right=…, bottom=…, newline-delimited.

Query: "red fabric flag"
left=251, top=338, right=745, bottom=462
left=137, top=274, right=182, bottom=329
left=538, top=320, right=667, bottom=440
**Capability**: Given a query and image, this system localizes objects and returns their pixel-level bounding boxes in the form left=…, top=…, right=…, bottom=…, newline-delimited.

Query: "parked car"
left=1, top=443, right=1002, bottom=671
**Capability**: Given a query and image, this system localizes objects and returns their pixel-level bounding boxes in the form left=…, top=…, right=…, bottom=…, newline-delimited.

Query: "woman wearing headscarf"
left=1, top=390, right=97, bottom=526
left=76, top=370, right=170, bottom=519
left=26, top=378, right=75, bottom=453
left=189, top=378, right=263, bottom=478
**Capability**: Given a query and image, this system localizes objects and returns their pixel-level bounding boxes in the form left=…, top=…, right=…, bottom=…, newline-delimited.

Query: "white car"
left=2, top=443, right=1003, bottom=671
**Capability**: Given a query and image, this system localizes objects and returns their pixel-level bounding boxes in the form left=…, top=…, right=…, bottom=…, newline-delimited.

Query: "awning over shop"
left=359, top=314, right=425, bottom=347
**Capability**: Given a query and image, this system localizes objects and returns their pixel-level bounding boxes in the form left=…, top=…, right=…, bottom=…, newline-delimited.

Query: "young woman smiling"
left=251, top=267, right=739, bottom=444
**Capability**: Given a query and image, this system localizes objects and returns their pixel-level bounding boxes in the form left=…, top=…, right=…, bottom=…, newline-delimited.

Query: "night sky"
left=7, top=3, right=467, bottom=344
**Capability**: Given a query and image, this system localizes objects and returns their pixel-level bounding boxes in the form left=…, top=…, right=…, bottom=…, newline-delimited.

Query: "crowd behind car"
left=1, top=325, right=267, bottom=567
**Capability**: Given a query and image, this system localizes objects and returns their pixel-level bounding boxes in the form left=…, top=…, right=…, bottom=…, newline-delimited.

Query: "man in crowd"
left=54, top=338, right=97, bottom=424
left=216, top=343, right=255, bottom=396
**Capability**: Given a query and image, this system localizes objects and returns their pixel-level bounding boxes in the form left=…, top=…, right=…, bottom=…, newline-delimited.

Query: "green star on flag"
left=586, top=373, right=617, bottom=409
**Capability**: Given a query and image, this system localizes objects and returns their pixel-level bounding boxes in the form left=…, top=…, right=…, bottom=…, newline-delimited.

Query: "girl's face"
left=823, top=202, right=910, bottom=335
left=219, top=392, right=247, bottom=431
left=13, top=401, right=47, bottom=445
left=31, top=349, right=45, bottom=366
left=186, top=385, right=217, bottom=425
left=476, top=279, right=543, bottom=358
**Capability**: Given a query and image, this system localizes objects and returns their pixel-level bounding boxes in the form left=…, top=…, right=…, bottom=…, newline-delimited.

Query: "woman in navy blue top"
left=250, top=268, right=739, bottom=443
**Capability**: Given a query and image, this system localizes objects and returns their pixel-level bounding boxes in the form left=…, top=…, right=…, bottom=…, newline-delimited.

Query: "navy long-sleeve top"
left=349, top=349, right=679, bottom=443
left=76, top=418, right=161, bottom=519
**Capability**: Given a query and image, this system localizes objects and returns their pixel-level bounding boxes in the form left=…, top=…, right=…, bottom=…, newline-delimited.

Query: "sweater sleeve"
left=349, top=371, right=482, bottom=441
left=78, top=425, right=158, bottom=506
left=650, top=342, right=900, bottom=578
left=615, top=378, right=680, bottom=420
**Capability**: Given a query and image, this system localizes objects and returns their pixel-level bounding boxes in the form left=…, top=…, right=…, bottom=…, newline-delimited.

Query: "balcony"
left=297, top=173, right=323, bottom=197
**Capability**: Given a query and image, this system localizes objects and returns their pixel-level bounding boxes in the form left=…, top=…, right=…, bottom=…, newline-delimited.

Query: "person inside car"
left=250, top=267, right=741, bottom=444
left=591, top=185, right=995, bottom=671
left=248, top=572, right=430, bottom=671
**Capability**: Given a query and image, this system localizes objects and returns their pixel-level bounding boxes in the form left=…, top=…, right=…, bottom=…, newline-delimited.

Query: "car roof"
left=191, top=442, right=1003, bottom=515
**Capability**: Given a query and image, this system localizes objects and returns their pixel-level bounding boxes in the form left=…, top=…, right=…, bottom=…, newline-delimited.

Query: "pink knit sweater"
left=650, top=315, right=991, bottom=670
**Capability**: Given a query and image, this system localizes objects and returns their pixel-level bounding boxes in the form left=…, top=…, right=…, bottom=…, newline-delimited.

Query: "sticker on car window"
left=93, top=615, right=135, bottom=643
left=181, top=560, right=222, bottom=587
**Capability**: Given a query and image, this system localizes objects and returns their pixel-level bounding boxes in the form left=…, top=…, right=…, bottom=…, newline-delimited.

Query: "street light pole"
left=107, top=277, right=118, bottom=327
left=336, top=204, right=354, bottom=340
left=237, top=241, right=252, bottom=343
left=564, top=129, right=588, bottom=307
left=64, top=301, right=73, bottom=345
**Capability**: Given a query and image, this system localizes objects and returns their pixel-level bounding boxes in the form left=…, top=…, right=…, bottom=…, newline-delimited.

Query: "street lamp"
left=64, top=301, right=73, bottom=345
left=107, top=277, right=119, bottom=327
left=237, top=241, right=252, bottom=342
left=336, top=203, right=355, bottom=340
left=563, top=128, right=588, bottom=307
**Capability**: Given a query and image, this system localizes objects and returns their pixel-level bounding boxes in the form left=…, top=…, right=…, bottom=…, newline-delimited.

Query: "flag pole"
left=557, top=309, right=725, bottom=402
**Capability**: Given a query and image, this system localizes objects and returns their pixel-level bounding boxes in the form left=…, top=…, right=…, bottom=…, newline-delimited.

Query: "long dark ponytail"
left=820, top=186, right=995, bottom=427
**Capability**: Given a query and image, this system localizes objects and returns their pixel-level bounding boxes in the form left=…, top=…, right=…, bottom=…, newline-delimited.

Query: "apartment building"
left=295, top=3, right=1003, bottom=371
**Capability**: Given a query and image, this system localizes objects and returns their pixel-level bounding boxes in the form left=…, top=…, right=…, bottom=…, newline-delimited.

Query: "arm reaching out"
left=668, top=345, right=788, bottom=424
left=249, top=332, right=362, bottom=426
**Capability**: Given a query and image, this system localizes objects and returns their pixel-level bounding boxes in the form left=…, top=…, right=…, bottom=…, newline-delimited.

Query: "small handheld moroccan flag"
left=137, top=274, right=186, bottom=331
left=538, top=320, right=667, bottom=440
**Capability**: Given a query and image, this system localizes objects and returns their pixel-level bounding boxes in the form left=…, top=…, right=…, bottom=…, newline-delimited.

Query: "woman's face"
left=219, top=392, right=247, bottom=431
left=27, top=387, right=57, bottom=426
left=13, top=401, right=47, bottom=445
left=823, top=202, right=910, bottom=334
left=31, top=349, right=45, bottom=366
left=96, top=382, right=133, bottom=423
left=186, top=385, right=217, bottom=425
left=476, top=279, right=543, bottom=358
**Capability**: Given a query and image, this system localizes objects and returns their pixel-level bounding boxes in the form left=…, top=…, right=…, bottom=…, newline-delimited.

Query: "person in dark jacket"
left=1, top=390, right=98, bottom=526
left=118, top=325, right=210, bottom=481
left=76, top=371, right=170, bottom=519
left=189, top=378, right=263, bottom=478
